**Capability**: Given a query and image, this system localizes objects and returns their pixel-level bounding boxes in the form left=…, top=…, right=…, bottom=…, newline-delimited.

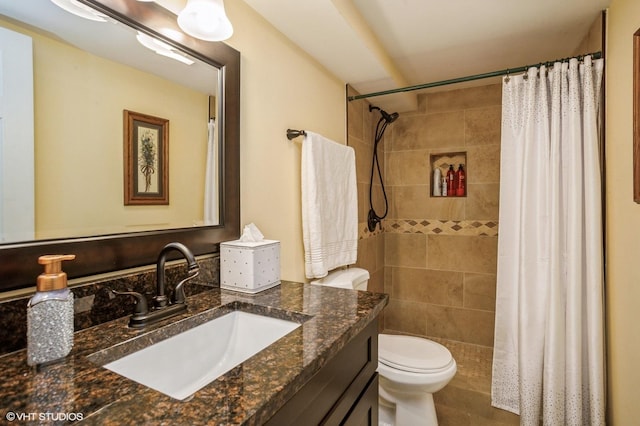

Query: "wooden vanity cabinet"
left=265, top=319, right=380, bottom=426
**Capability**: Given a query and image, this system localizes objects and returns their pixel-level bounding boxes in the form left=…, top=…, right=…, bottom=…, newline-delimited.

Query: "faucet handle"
left=110, top=289, right=149, bottom=315
left=172, top=264, right=200, bottom=304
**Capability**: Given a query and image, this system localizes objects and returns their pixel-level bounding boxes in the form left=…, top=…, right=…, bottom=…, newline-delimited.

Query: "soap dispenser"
left=27, top=254, right=76, bottom=366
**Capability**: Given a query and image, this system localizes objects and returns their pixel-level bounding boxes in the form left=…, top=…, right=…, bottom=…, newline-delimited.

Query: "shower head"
left=369, top=105, right=399, bottom=124
left=382, top=110, right=399, bottom=123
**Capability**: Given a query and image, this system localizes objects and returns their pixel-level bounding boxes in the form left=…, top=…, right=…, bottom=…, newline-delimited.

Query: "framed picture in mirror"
left=634, top=28, right=640, bottom=203
left=124, top=110, right=169, bottom=205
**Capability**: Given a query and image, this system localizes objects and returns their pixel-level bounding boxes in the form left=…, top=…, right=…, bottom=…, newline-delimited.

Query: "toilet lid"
left=311, top=268, right=370, bottom=289
left=379, top=334, right=453, bottom=373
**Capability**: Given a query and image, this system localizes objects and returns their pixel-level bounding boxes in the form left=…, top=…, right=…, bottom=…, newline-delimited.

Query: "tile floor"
left=377, top=335, right=519, bottom=425
left=432, top=338, right=519, bottom=425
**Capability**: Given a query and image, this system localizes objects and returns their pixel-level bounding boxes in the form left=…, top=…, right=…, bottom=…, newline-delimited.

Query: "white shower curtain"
left=491, top=56, right=605, bottom=425
left=204, top=118, right=219, bottom=225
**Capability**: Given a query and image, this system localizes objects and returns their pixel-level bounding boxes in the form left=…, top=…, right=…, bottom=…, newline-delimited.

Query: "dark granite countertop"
left=0, top=282, right=388, bottom=425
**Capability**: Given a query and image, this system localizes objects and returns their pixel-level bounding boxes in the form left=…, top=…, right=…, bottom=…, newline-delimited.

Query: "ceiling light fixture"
left=177, top=0, right=233, bottom=42
left=136, top=31, right=195, bottom=65
left=51, top=0, right=108, bottom=22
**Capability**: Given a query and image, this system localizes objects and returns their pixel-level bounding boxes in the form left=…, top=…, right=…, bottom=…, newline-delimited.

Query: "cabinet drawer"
left=341, top=373, right=379, bottom=426
left=265, top=320, right=379, bottom=426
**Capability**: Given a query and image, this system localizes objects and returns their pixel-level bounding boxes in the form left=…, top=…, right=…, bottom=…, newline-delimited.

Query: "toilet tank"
left=311, top=268, right=370, bottom=291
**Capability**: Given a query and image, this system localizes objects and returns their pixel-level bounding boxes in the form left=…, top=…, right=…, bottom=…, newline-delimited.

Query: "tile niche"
left=430, top=152, right=467, bottom=197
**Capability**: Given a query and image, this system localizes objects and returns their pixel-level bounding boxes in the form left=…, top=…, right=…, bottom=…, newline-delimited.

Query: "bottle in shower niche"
left=456, top=164, right=466, bottom=196
left=27, top=254, right=76, bottom=366
left=433, top=167, right=442, bottom=196
left=446, top=164, right=456, bottom=196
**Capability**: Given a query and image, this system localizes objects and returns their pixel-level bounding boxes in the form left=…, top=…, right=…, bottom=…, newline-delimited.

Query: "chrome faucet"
left=112, top=242, right=200, bottom=328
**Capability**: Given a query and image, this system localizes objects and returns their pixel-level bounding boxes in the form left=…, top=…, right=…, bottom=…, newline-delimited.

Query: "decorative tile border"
left=358, top=222, right=384, bottom=239
left=388, top=219, right=498, bottom=236
left=360, top=219, right=498, bottom=237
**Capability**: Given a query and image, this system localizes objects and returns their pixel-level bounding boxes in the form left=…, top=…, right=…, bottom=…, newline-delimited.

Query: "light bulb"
left=136, top=32, right=194, bottom=65
left=177, top=0, right=233, bottom=42
left=51, top=0, right=107, bottom=22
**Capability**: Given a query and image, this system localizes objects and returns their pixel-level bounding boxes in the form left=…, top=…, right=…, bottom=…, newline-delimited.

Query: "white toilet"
left=312, top=268, right=457, bottom=426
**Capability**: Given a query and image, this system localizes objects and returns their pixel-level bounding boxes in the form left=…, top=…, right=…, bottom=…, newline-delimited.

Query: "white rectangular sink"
left=103, top=311, right=301, bottom=400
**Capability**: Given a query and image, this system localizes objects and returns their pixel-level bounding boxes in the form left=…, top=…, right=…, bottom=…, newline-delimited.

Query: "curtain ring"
left=504, top=69, right=510, bottom=83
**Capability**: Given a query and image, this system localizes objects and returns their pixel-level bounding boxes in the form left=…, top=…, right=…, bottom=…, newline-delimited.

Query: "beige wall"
left=605, top=0, right=640, bottom=422
left=35, top=36, right=209, bottom=238
left=224, top=1, right=346, bottom=282
left=0, top=17, right=209, bottom=239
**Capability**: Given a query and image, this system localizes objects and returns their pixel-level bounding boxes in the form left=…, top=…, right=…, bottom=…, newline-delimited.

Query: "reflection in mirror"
left=0, top=0, right=221, bottom=244
left=0, top=0, right=240, bottom=292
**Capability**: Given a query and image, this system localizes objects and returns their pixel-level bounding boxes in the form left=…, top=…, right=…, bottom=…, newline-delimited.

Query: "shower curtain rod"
left=347, top=51, right=602, bottom=101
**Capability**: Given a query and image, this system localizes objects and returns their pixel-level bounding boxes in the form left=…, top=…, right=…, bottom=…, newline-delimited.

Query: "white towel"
left=302, top=131, right=358, bottom=279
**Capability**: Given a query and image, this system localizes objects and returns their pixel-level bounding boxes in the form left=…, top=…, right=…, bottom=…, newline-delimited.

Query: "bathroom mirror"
left=0, top=0, right=240, bottom=291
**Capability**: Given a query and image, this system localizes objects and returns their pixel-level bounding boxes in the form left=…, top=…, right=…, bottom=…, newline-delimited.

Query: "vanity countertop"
left=0, top=282, right=387, bottom=425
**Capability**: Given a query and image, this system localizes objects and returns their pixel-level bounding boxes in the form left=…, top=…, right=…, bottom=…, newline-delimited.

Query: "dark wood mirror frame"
left=634, top=28, right=640, bottom=203
left=0, top=0, right=240, bottom=292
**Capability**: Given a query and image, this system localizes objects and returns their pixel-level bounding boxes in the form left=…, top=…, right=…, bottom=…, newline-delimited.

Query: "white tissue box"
left=220, top=239, right=281, bottom=293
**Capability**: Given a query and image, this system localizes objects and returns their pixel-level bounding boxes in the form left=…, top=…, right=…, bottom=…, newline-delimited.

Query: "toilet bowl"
left=312, top=268, right=457, bottom=426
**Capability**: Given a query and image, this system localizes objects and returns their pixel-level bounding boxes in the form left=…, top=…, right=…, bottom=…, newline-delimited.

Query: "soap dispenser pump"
left=27, top=254, right=76, bottom=366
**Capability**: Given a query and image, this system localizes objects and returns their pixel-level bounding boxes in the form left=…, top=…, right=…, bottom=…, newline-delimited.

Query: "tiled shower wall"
left=383, top=84, right=502, bottom=347
left=347, top=84, right=519, bottom=424
left=347, top=83, right=502, bottom=349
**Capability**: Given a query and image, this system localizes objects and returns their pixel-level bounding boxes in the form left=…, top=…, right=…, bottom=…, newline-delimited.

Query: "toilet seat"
left=314, top=266, right=456, bottom=425
left=379, top=334, right=454, bottom=373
